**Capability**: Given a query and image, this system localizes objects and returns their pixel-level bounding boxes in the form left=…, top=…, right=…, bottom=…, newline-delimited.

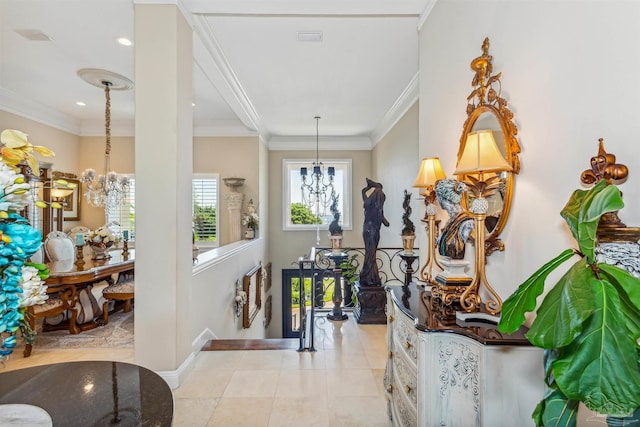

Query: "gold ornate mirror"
left=457, top=37, right=521, bottom=254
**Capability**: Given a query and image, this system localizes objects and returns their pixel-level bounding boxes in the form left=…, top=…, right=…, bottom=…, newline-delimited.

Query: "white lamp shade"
left=454, top=130, right=512, bottom=175
left=413, top=157, right=446, bottom=188
left=50, top=187, right=74, bottom=199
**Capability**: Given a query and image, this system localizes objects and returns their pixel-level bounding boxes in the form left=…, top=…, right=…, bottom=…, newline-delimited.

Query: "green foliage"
left=290, top=203, right=322, bottom=225
left=340, top=254, right=359, bottom=285
left=193, top=203, right=217, bottom=241
left=497, top=180, right=640, bottom=426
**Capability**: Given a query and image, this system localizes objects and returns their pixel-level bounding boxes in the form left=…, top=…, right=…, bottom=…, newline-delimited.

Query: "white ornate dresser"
left=384, top=286, right=544, bottom=427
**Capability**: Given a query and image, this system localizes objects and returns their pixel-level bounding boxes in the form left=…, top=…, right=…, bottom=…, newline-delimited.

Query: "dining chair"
left=43, top=231, right=76, bottom=262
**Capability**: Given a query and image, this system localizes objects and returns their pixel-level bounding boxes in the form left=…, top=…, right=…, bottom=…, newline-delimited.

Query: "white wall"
left=419, top=0, right=640, bottom=302
left=372, top=102, right=420, bottom=248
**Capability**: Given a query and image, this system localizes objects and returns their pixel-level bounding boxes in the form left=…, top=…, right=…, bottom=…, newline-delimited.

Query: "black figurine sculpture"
left=401, top=189, right=415, bottom=236
left=359, top=178, right=389, bottom=286
left=328, top=194, right=343, bottom=235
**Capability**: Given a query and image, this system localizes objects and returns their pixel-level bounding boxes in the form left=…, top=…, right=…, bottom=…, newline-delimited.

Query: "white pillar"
left=134, top=2, right=193, bottom=371
left=225, top=192, right=244, bottom=243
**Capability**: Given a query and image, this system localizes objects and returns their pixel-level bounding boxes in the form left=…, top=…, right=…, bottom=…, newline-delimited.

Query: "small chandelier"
left=78, top=69, right=133, bottom=213
left=300, top=116, right=335, bottom=217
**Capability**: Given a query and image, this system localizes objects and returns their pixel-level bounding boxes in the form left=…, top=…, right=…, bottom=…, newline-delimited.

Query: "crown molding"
left=0, top=88, right=81, bottom=135
left=188, top=0, right=429, bottom=16
left=370, top=72, right=418, bottom=146
left=417, top=0, right=437, bottom=31
left=268, top=135, right=372, bottom=151
left=194, top=119, right=258, bottom=137
left=192, top=15, right=269, bottom=140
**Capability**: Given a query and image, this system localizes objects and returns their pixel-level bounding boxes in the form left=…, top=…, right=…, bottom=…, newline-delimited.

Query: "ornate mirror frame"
left=457, top=37, right=521, bottom=254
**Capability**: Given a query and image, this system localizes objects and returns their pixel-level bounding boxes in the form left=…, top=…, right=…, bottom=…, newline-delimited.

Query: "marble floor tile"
left=327, top=396, right=393, bottom=427
left=269, top=397, right=330, bottom=427
left=280, top=348, right=327, bottom=370
left=172, top=369, right=234, bottom=398
left=223, top=369, right=280, bottom=398
left=194, top=350, right=246, bottom=371
left=324, top=369, right=381, bottom=397
left=324, top=349, right=373, bottom=370
left=172, top=398, right=218, bottom=427
left=207, top=397, right=273, bottom=427
left=275, top=370, right=328, bottom=398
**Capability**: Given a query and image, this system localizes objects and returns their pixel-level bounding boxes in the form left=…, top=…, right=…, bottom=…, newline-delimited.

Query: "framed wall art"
left=243, top=263, right=262, bottom=328
left=53, top=172, right=81, bottom=221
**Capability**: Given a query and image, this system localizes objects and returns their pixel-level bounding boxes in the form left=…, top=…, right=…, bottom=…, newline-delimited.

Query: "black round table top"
left=0, top=360, right=173, bottom=426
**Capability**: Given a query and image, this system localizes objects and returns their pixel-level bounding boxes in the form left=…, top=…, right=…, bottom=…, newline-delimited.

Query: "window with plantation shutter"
left=107, top=175, right=135, bottom=239
left=192, top=174, right=219, bottom=247
left=106, top=174, right=219, bottom=247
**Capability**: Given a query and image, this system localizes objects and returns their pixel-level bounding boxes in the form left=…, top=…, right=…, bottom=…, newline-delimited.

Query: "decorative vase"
left=330, top=234, right=343, bottom=254
left=402, top=234, right=416, bottom=255
left=245, top=227, right=255, bottom=239
left=88, top=241, right=114, bottom=260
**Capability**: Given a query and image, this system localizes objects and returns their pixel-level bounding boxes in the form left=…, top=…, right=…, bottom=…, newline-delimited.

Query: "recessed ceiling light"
left=76, top=101, right=86, bottom=107
left=192, top=103, right=195, bottom=107
left=296, top=31, right=323, bottom=42
left=117, top=37, right=132, bottom=46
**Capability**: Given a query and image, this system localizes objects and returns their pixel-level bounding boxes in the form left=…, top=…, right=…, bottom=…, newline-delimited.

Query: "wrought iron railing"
left=296, top=246, right=421, bottom=351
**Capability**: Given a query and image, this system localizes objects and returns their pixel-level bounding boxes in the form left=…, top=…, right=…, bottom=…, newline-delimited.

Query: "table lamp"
left=50, top=186, right=74, bottom=232
left=412, top=157, right=446, bottom=283
left=454, top=130, right=512, bottom=315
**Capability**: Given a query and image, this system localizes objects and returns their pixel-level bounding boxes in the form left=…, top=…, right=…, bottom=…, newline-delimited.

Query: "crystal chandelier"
left=300, top=116, right=335, bottom=217
left=79, top=69, right=133, bottom=213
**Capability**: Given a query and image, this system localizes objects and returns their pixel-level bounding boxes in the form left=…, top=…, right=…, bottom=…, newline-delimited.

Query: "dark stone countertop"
left=0, top=361, right=173, bottom=426
left=388, top=284, right=532, bottom=346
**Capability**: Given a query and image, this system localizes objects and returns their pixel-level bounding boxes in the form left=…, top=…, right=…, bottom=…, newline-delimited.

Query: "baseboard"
left=155, top=328, right=217, bottom=390
left=192, top=328, right=217, bottom=353
left=156, top=352, right=196, bottom=390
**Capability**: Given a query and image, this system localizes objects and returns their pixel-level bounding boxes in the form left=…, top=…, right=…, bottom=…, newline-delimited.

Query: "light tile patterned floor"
left=2, top=313, right=391, bottom=427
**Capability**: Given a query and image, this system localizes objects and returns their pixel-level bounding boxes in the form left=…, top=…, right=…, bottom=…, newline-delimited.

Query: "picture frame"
left=263, top=262, right=272, bottom=293
left=243, top=263, right=262, bottom=328
left=63, top=178, right=81, bottom=221
left=265, top=295, right=272, bottom=328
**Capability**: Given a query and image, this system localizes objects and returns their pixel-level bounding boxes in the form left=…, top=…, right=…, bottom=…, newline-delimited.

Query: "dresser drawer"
left=392, top=346, right=417, bottom=408
left=390, top=374, right=417, bottom=427
left=391, top=310, right=418, bottom=366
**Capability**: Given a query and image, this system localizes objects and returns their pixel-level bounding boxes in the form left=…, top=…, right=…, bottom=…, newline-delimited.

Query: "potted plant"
left=340, top=253, right=359, bottom=307
left=329, top=194, right=343, bottom=253
left=401, top=189, right=416, bottom=254
left=498, top=179, right=640, bottom=426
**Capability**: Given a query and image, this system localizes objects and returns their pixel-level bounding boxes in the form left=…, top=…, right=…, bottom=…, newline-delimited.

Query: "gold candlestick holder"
left=75, top=244, right=85, bottom=268
left=122, top=239, right=129, bottom=259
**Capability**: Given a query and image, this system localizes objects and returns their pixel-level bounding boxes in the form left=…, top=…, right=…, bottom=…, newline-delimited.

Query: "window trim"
left=282, top=158, right=352, bottom=231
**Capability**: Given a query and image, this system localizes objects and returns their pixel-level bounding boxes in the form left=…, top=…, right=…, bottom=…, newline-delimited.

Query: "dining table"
left=44, top=249, right=135, bottom=332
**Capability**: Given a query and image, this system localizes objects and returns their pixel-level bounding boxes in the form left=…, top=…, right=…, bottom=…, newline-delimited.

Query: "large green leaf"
left=539, top=388, right=579, bottom=427
left=526, top=259, right=597, bottom=348
left=600, top=263, right=640, bottom=311
left=560, top=181, right=624, bottom=263
left=498, top=249, right=575, bottom=334
left=599, top=264, right=640, bottom=339
left=552, top=279, right=640, bottom=416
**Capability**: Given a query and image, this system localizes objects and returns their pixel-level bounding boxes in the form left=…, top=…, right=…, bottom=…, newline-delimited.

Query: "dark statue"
left=401, top=189, right=415, bottom=235
left=328, top=194, right=343, bottom=235
left=359, top=178, right=389, bottom=286
left=434, top=178, right=474, bottom=259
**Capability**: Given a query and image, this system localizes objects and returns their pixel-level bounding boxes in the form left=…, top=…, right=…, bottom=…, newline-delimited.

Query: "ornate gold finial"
left=464, top=37, right=521, bottom=174
left=580, top=138, right=629, bottom=185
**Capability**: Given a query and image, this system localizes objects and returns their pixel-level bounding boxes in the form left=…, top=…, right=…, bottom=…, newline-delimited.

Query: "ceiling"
left=0, top=0, right=431, bottom=148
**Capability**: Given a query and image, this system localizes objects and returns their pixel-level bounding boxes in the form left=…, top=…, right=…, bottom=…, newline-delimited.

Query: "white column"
left=134, top=2, right=193, bottom=371
left=225, top=192, right=244, bottom=242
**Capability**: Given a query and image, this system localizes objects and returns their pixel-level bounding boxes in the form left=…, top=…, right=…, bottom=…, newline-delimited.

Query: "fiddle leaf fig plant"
left=498, top=179, right=640, bottom=427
